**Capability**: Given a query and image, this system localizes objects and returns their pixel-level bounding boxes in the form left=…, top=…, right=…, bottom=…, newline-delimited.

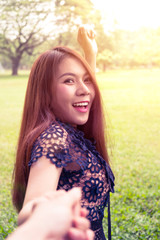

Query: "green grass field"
left=0, top=69, right=160, bottom=239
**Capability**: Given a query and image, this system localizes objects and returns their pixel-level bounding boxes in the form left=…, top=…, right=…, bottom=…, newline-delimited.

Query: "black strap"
left=108, top=192, right=111, bottom=240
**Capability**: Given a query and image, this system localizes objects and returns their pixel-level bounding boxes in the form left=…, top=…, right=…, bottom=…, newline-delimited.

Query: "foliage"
left=54, top=0, right=95, bottom=29
left=97, top=49, right=113, bottom=71
left=0, top=69, right=160, bottom=239
left=1, top=0, right=160, bottom=74
left=0, top=0, right=103, bottom=74
left=52, top=0, right=102, bottom=48
left=102, top=28, right=160, bottom=69
left=0, top=0, right=53, bottom=75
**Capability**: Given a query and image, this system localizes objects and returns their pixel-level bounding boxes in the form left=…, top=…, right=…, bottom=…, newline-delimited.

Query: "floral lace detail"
left=88, top=153, right=101, bottom=173
left=83, top=177, right=104, bottom=202
left=29, top=120, right=115, bottom=239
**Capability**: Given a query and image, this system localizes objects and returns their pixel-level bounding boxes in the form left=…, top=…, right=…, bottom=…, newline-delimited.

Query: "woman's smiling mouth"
left=73, top=101, right=89, bottom=112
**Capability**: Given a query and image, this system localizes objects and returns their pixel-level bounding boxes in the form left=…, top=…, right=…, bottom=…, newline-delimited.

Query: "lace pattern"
left=29, top=120, right=115, bottom=238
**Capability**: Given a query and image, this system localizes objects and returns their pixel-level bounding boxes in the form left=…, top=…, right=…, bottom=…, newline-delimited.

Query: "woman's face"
left=52, top=56, right=95, bottom=126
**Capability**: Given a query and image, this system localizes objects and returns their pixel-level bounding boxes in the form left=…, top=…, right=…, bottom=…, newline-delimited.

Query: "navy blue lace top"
left=29, top=120, right=115, bottom=239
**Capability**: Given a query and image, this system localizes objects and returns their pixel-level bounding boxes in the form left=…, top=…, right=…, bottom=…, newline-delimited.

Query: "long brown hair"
left=12, top=46, right=110, bottom=212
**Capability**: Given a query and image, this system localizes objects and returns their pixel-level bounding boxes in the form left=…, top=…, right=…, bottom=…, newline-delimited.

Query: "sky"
left=92, top=0, right=160, bottom=31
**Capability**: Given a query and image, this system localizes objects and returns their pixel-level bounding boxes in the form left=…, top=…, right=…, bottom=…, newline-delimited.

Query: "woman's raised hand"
left=77, top=24, right=97, bottom=72
left=77, top=24, right=97, bottom=56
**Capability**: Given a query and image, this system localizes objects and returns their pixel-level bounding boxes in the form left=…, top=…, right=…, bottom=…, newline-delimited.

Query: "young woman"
left=12, top=26, right=115, bottom=240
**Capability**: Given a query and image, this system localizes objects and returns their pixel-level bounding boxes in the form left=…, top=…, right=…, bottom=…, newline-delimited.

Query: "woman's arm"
left=77, top=24, right=97, bottom=73
left=18, top=156, right=62, bottom=225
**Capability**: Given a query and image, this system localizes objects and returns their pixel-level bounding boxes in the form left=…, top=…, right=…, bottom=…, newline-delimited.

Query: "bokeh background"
left=0, top=0, right=160, bottom=239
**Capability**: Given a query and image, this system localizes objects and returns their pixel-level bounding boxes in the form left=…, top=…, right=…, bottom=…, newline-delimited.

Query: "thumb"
left=64, top=188, right=82, bottom=207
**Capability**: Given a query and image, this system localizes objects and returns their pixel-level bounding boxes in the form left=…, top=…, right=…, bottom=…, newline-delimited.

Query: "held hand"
left=77, top=24, right=98, bottom=57
left=66, top=206, right=94, bottom=240
left=17, top=195, right=49, bottom=226
left=20, top=188, right=94, bottom=240
left=39, top=188, right=94, bottom=240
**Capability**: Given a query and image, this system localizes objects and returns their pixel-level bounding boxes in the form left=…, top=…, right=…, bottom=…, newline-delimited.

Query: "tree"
left=0, top=0, right=54, bottom=75
left=97, top=49, right=113, bottom=71
left=0, top=0, right=104, bottom=75
left=53, top=0, right=102, bottom=49
left=54, top=0, right=94, bottom=30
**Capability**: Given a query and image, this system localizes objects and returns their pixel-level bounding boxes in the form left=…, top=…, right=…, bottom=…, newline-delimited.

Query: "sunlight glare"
left=92, top=0, right=160, bottom=31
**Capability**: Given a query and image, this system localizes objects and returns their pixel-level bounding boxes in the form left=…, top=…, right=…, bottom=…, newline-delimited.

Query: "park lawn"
left=0, top=69, right=160, bottom=239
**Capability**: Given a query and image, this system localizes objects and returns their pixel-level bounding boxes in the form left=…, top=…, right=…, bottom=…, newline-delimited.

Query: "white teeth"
left=73, top=102, right=88, bottom=107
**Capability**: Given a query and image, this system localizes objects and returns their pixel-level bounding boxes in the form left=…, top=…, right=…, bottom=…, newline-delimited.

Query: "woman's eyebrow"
left=57, top=73, right=76, bottom=79
left=58, top=72, right=89, bottom=79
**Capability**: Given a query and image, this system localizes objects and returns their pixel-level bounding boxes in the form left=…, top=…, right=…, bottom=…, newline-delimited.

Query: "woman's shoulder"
left=38, top=120, right=69, bottom=142
left=29, top=121, right=72, bottom=167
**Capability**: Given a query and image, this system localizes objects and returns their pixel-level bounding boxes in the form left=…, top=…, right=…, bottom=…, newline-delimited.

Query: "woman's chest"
left=58, top=153, right=109, bottom=204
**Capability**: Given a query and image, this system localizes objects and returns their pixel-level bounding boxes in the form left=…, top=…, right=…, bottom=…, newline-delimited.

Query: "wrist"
left=84, top=54, right=96, bottom=73
left=8, top=220, right=45, bottom=240
left=84, top=49, right=97, bottom=58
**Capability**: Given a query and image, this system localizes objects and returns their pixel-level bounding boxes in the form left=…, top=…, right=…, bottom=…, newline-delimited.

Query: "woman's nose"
left=76, top=81, right=90, bottom=96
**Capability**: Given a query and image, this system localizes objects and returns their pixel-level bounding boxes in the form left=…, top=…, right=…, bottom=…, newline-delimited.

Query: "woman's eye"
left=64, top=79, right=74, bottom=84
left=84, top=77, right=92, bottom=83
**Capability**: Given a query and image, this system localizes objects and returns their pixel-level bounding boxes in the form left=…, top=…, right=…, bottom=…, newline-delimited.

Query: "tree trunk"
left=11, top=57, right=21, bottom=75
left=103, top=63, right=107, bottom=72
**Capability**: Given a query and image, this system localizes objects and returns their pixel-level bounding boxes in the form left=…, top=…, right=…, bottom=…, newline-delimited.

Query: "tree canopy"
left=0, top=0, right=54, bottom=75
left=0, top=0, right=100, bottom=75
left=1, top=0, right=160, bottom=74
